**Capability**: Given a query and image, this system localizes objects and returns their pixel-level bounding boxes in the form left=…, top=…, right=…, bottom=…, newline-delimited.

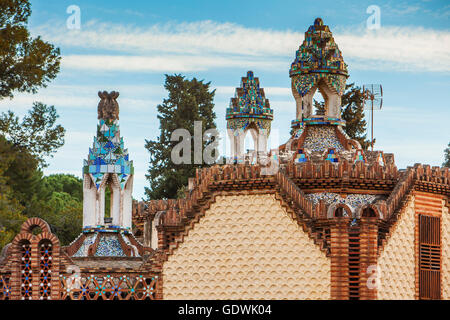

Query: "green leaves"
left=443, top=142, right=450, bottom=168
left=0, top=102, right=65, bottom=167
left=0, top=0, right=60, bottom=99
left=341, top=83, right=371, bottom=150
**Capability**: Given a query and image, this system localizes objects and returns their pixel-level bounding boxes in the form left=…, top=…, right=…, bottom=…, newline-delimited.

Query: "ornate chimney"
left=82, top=91, right=134, bottom=231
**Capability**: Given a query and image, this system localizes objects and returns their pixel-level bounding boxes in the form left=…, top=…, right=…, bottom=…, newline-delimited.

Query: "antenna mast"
left=363, top=84, right=383, bottom=151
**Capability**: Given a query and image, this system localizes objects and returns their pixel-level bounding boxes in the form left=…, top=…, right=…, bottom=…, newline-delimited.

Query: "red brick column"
left=359, top=217, right=378, bottom=300
left=9, top=243, right=22, bottom=300
left=330, top=218, right=349, bottom=300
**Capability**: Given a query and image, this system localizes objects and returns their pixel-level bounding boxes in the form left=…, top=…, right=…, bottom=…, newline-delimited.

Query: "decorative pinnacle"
left=98, top=91, right=120, bottom=120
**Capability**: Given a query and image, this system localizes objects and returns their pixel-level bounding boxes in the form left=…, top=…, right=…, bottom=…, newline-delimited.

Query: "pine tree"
left=0, top=136, right=26, bottom=249
left=314, top=99, right=325, bottom=115
left=341, top=83, right=371, bottom=149
left=0, top=102, right=65, bottom=167
left=443, top=142, right=450, bottom=168
left=145, top=74, right=217, bottom=200
left=0, top=0, right=61, bottom=100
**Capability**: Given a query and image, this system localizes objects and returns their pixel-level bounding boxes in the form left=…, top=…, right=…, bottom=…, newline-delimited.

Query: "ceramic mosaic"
left=83, top=118, right=134, bottom=190
left=305, top=192, right=385, bottom=210
left=94, top=235, right=126, bottom=257
left=226, top=71, right=273, bottom=134
left=324, top=148, right=339, bottom=162
left=302, top=126, right=343, bottom=152
left=293, top=124, right=304, bottom=138
left=73, top=234, right=97, bottom=257
left=295, top=149, right=308, bottom=163
left=377, top=153, right=384, bottom=166
left=354, top=150, right=365, bottom=163
left=289, top=18, right=348, bottom=98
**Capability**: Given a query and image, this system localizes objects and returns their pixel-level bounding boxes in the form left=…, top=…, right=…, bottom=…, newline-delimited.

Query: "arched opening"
left=313, top=89, right=325, bottom=116
left=38, top=239, right=53, bottom=300
left=242, top=123, right=259, bottom=164
left=361, top=207, right=377, bottom=218
left=104, top=176, right=112, bottom=223
left=334, top=207, right=345, bottom=217
left=30, top=226, right=43, bottom=236
left=243, top=130, right=255, bottom=154
left=333, top=205, right=351, bottom=218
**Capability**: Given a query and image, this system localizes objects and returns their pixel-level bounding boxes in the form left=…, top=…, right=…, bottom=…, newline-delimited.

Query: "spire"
left=226, top=71, right=274, bottom=162
left=226, top=71, right=273, bottom=134
left=83, top=91, right=133, bottom=190
left=290, top=18, right=349, bottom=129
left=82, top=91, right=134, bottom=230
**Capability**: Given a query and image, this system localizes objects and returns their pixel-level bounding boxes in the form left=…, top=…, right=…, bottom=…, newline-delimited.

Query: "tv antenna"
left=363, top=84, right=383, bottom=151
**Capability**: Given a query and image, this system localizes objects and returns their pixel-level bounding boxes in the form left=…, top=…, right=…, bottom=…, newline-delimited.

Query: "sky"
left=0, top=0, right=449, bottom=200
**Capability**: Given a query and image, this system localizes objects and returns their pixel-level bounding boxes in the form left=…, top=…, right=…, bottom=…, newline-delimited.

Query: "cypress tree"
left=443, top=142, right=450, bottom=168
left=145, top=74, right=217, bottom=200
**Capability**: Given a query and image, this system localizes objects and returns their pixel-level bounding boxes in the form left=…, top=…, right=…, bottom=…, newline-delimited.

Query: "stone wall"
left=162, top=194, right=331, bottom=299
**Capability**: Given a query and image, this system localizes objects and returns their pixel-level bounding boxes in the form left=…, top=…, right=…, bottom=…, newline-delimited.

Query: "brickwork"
left=330, top=219, right=349, bottom=299
left=442, top=197, right=450, bottom=299
left=359, top=218, right=378, bottom=300
left=9, top=218, right=61, bottom=300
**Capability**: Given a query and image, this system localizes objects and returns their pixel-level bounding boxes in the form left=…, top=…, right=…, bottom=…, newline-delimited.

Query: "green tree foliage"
left=0, top=0, right=61, bottom=100
left=0, top=113, right=79, bottom=248
left=341, top=83, right=371, bottom=150
left=443, top=142, right=450, bottom=168
left=0, top=136, right=26, bottom=249
left=312, top=83, right=371, bottom=149
left=35, top=174, right=83, bottom=245
left=0, top=135, right=40, bottom=210
left=314, top=99, right=325, bottom=115
left=145, top=74, right=217, bottom=200
left=0, top=102, right=65, bottom=167
left=41, top=173, right=83, bottom=202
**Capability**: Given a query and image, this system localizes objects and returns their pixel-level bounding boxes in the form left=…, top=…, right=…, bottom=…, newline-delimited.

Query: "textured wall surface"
left=377, top=196, right=416, bottom=300
left=442, top=200, right=450, bottom=300
left=163, top=194, right=331, bottom=300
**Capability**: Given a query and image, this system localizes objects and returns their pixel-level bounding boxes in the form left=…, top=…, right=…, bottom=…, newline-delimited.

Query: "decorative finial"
left=314, top=17, right=323, bottom=26
left=98, top=91, right=120, bottom=120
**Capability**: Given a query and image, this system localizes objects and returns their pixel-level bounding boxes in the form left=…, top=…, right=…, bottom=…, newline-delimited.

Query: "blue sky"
left=0, top=0, right=449, bottom=200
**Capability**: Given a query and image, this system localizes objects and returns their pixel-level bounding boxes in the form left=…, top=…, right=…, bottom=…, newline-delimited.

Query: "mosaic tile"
left=94, top=235, right=126, bottom=257
left=83, top=119, right=134, bottom=189
left=289, top=18, right=348, bottom=98
left=226, top=71, right=273, bottom=134
left=73, top=234, right=97, bottom=257
left=302, top=126, right=343, bottom=152
left=305, top=192, right=386, bottom=211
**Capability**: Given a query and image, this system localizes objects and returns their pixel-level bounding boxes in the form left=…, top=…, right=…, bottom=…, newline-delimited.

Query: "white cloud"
left=0, top=84, right=164, bottom=113
left=61, top=54, right=288, bottom=73
left=33, top=20, right=450, bottom=73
